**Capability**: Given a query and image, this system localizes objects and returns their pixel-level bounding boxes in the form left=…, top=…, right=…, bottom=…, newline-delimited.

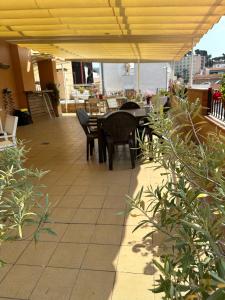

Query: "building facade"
left=102, top=62, right=172, bottom=95
left=175, top=54, right=204, bottom=83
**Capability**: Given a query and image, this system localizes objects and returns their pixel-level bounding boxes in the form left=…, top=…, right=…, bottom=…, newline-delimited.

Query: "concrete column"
left=10, top=45, right=35, bottom=109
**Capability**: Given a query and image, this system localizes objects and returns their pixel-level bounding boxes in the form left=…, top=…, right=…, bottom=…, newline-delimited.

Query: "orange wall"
left=0, top=41, right=19, bottom=109
left=18, top=46, right=35, bottom=92
left=0, top=41, right=35, bottom=110
left=187, top=88, right=209, bottom=115
left=10, top=45, right=35, bottom=108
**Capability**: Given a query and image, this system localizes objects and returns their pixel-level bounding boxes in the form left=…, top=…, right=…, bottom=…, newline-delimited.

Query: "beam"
left=6, top=35, right=201, bottom=44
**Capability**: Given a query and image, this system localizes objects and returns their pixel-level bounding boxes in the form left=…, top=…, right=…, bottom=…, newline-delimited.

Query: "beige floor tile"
left=112, top=272, right=154, bottom=300
left=50, top=207, right=77, bottom=223
left=125, top=209, right=147, bottom=226
left=0, top=264, right=12, bottom=282
left=82, top=244, right=119, bottom=271
left=62, top=224, right=95, bottom=243
left=0, top=265, right=43, bottom=299
left=16, top=115, right=167, bottom=299
left=97, top=209, right=125, bottom=225
left=121, top=225, right=153, bottom=247
left=17, top=241, right=57, bottom=266
left=108, top=185, right=129, bottom=196
left=48, top=243, right=88, bottom=268
left=55, top=174, right=78, bottom=186
left=30, top=267, right=78, bottom=300
left=72, top=209, right=100, bottom=224
left=70, top=270, right=115, bottom=300
left=80, top=195, right=105, bottom=209
left=39, top=223, right=68, bottom=242
left=103, top=196, right=127, bottom=209
left=86, top=185, right=108, bottom=196
left=66, top=185, right=89, bottom=195
left=43, top=195, right=62, bottom=208
left=0, top=241, right=29, bottom=264
left=117, top=245, right=154, bottom=275
left=48, top=185, right=70, bottom=196
left=91, top=225, right=124, bottom=245
left=57, top=195, right=84, bottom=208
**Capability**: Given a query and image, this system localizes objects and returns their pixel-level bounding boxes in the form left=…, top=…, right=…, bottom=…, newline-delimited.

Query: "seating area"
left=76, top=98, right=156, bottom=170
left=0, top=1, right=225, bottom=299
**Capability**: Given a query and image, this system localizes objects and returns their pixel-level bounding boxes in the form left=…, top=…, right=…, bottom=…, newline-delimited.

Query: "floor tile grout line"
left=26, top=239, right=60, bottom=299
left=0, top=239, right=33, bottom=285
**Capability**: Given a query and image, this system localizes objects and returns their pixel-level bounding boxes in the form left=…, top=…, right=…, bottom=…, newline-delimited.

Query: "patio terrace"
left=0, top=115, right=164, bottom=300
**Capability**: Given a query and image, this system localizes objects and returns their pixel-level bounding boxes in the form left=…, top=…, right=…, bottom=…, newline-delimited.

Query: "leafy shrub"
left=127, top=96, right=225, bottom=300
left=0, top=143, right=52, bottom=266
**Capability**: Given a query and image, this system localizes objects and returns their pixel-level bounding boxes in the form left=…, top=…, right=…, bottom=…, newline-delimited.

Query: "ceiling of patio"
left=0, top=0, right=225, bottom=62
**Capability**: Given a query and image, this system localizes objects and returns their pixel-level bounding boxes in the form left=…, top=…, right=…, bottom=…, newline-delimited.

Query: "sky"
left=194, top=16, right=225, bottom=57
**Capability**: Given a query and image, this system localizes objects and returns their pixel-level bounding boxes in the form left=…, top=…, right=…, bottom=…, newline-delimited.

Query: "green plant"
left=159, top=89, right=169, bottom=97
left=46, top=82, right=60, bottom=105
left=127, top=95, right=225, bottom=299
left=0, top=143, right=53, bottom=266
left=220, top=74, right=225, bottom=100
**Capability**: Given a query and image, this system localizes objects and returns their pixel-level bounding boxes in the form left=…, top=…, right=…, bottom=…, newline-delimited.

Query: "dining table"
left=97, top=107, right=152, bottom=163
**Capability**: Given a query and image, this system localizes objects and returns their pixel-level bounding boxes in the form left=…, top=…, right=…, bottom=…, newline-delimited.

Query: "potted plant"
left=46, top=82, right=60, bottom=117
left=127, top=92, right=225, bottom=299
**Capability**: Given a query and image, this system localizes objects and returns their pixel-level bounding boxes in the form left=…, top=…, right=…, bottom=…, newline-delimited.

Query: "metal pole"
left=189, top=39, right=194, bottom=87
left=137, top=61, right=140, bottom=93
left=61, top=63, right=68, bottom=113
left=100, top=63, right=105, bottom=95
left=171, top=60, right=175, bottom=81
left=165, top=66, right=168, bottom=90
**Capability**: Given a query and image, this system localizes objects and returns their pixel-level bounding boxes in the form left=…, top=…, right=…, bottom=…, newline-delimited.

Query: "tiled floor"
left=0, top=115, right=164, bottom=300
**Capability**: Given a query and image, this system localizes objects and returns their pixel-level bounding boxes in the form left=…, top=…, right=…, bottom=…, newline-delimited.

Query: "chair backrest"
left=87, top=98, right=99, bottom=114
left=119, top=101, right=140, bottom=110
left=103, top=111, right=137, bottom=143
left=76, top=109, right=90, bottom=135
left=4, top=115, right=18, bottom=136
left=106, top=98, right=118, bottom=109
left=117, top=97, right=128, bottom=107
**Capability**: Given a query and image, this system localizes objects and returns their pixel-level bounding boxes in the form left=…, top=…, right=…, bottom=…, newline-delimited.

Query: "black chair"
left=119, top=101, right=153, bottom=152
left=102, top=111, right=137, bottom=170
left=76, top=109, right=98, bottom=161
left=119, top=101, right=140, bottom=110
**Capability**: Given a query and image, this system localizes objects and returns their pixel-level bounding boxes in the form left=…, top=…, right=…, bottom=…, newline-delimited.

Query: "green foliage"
left=46, top=82, right=60, bottom=105
left=0, top=143, right=52, bottom=265
left=220, top=75, right=225, bottom=100
left=127, top=95, right=225, bottom=299
left=159, top=89, right=170, bottom=97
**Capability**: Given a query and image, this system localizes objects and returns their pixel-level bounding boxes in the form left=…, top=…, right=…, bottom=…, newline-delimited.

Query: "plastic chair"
left=76, top=109, right=98, bottom=161
left=0, top=114, right=18, bottom=150
left=119, top=101, right=140, bottom=110
left=102, top=111, right=137, bottom=170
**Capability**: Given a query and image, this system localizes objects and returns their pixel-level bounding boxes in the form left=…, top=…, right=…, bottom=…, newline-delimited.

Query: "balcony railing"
left=207, top=89, right=225, bottom=124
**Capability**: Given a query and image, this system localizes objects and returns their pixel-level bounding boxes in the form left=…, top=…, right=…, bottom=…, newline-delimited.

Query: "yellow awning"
left=0, top=0, right=224, bottom=61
